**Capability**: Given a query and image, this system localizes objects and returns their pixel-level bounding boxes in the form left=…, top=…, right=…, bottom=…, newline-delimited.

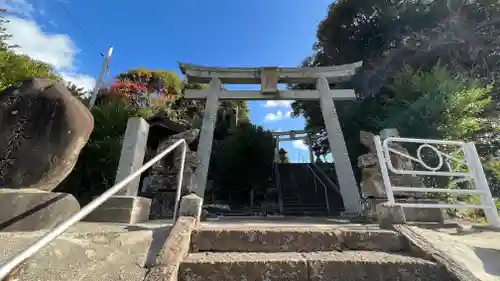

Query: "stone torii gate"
left=272, top=129, right=319, bottom=163
left=179, top=62, right=363, bottom=213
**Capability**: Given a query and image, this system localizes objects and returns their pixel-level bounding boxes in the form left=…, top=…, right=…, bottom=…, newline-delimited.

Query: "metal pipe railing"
left=274, top=163, right=284, bottom=213
left=0, top=139, right=187, bottom=280
left=307, top=164, right=330, bottom=214
left=311, top=163, right=341, bottom=194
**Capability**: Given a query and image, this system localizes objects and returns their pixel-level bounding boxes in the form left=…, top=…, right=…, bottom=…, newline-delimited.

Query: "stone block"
left=84, top=196, right=151, bottom=224
left=376, top=202, right=406, bottom=229
left=146, top=217, right=196, bottom=268
left=380, top=128, right=399, bottom=139
left=404, top=205, right=447, bottom=223
left=0, top=189, right=80, bottom=232
left=367, top=198, right=446, bottom=223
left=179, top=252, right=308, bottom=281
left=306, top=251, right=449, bottom=281
left=179, top=194, right=202, bottom=224
left=191, top=228, right=343, bottom=253
left=342, top=229, right=405, bottom=252
left=115, top=117, right=150, bottom=196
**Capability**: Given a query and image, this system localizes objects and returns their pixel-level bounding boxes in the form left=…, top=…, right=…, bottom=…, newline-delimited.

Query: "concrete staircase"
left=278, top=164, right=336, bottom=216
left=178, top=225, right=453, bottom=281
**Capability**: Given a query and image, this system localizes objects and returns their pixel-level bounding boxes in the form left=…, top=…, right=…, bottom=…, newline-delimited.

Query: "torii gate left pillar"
left=179, top=62, right=363, bottom=214
left=193, top=77, right=221, bottom=200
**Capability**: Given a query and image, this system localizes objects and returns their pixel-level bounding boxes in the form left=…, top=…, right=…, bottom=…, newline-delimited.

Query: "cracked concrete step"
left=179, top=251, right=451, bottom=281
left=191, top=227, right=406, bottom=252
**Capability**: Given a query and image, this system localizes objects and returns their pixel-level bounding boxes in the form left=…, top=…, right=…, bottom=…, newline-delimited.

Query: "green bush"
left=56, top=102, right=149, bottom=204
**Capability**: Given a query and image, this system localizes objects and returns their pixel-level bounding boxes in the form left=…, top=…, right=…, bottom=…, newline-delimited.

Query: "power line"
left=56, top=0, right=104, bottom=57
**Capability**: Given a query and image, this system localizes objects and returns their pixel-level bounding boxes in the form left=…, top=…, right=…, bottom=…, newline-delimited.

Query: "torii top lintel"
left=178, top=61, right=363, bottom=85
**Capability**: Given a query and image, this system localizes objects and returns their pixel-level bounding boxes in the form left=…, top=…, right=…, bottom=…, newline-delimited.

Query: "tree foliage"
left=57, top=102, right=138, bottom=203
left=59, top=68, right=252, bottom=203
left=0, top=50, right=58, bottom=90
left=293, top=0, right=500, bottom=195
left=378, top=66, right=492, bottom=140
left=210, top=123, right=275, bottom=204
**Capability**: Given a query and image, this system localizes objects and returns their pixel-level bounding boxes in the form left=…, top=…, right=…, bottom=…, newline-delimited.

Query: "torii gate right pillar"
left=317, top=77, right=361, bottom=213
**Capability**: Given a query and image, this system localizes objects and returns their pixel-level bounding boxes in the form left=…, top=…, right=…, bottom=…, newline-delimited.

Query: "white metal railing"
left=373, top=135, right=500, bottom=227
left=0, top=139, right=188, bottom=280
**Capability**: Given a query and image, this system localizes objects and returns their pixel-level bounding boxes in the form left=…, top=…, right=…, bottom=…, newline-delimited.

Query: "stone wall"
left=141, top=129, right=200, bottom=219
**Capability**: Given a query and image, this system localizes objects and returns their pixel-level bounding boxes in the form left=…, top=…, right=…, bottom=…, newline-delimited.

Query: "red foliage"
left=111, top=80, right=148, bottom=94
left=98, top=74, right=171, bottom=107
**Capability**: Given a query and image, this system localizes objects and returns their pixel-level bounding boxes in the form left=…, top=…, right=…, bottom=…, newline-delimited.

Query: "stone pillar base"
left=84, top=196, right=151, bottom=224
left=0, top=189, right=81, bottom=232
left=367, top=198, right=447, bottom=223
left=179, top=194, right=203, bottom=225
left=376, top=202, right=406, bottom=229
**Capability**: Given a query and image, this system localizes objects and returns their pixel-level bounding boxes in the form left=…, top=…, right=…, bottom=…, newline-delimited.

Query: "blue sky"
left=2, top=0, right=332, bottom=162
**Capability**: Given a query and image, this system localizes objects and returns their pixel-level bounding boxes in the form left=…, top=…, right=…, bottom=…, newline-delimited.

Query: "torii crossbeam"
left=179, top=61, right=363, bottom=213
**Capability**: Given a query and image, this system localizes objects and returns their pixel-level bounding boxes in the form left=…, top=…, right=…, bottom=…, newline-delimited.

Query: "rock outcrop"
left=0, top=78, right=93, bottom=191
left=357, top=130, right=422, bottom=199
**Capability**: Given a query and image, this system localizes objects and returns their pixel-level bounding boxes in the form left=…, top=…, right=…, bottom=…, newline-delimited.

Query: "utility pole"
left=88, top=46, right=113, bottom=108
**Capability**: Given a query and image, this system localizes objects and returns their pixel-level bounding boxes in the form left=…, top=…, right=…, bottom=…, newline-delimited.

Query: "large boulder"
left=0, top=78, right=93, bottom=191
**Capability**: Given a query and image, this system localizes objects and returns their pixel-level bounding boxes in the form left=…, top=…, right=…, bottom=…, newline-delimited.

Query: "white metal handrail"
left=0, top=139, right=188, bottom=280
left=373, top=135, right=500, bottom=227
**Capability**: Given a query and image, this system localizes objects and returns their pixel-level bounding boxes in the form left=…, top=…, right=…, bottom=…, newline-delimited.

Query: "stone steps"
left=179, top=225, right=456, bottom=280
left=178, top=251, right=449, bottom=281
left=191, top=227, right=406, bottom=253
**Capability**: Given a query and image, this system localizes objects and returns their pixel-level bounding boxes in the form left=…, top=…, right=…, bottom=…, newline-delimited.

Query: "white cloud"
left=264, top=110, right=292, bottom=122
left=61, top=72, right=96, bottom=91
left=5, top=16, right=76, bottom=69
left=262, top=100, right=293, bottom=108
left=4, top=15, right=96, bottom=91
left=1, top=0, right=34, bottom=17
left=292, top=140, right=309, bottom=151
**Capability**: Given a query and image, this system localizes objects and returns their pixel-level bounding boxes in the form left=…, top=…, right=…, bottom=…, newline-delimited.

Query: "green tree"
left=65, top=81, right=90, bottom=101
left=292, top=0, right=500, bottom=194
left=210, top=123, right=275, bottom=204
left=0, top=12, right=61, bottom=89
left=58, top=69, right=187, bottom=203
left=59, top=68, right=250, bottom=204
left=0, top=51, right=58, bottom=90
left=378, top=66, right=492, bottom=140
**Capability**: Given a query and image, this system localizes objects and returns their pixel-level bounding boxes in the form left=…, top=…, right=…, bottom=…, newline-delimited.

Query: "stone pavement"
left=408, top=225, right=500, bottom=281
left=0, top=221, right=172, bottom=281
